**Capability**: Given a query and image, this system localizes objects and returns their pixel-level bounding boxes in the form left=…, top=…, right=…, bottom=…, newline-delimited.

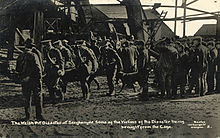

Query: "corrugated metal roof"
left=94, top=5, right=127, bottom=19
left=93, top=5, right=161, bottom=20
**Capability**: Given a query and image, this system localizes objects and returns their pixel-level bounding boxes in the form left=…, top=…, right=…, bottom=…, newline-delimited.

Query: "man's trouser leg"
left=80, top=77, right=89, bottom=100
left=171, top=74, right=178, bottom=97
left=180, top=83, right=185, bottom=96
left=195, top=73, right=201, bottom=95
left=106, top=65, right=117, bottom=95
left=22, top=83, right=32, bottom=120
left=207, top=71, right=214, bottom=92
left=32, top=80, right=43, bottom=119
left=45, top=74, right=57, bottom=103
left=159, top=72, right=166, bottom=97
left=201, top=72, right=207, bottom=96
left=138, top=70, right=149, bottom=100
left=165, top=75, right=172, bottom=98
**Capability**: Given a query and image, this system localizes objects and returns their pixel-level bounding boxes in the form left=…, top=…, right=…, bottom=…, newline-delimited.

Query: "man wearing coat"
left=16, top=41, right=44, bottom=121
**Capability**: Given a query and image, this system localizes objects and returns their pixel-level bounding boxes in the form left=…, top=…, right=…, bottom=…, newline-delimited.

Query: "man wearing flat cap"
left=43, top=40, right=65, bottom=103
left=155, top=38, right=178, bottom=98
left=16, top=39, right=45, bottom=121
left=172, top=41, right=189, bottom=98
left=73, top=40, right=98, bottom=99
left=188, top=36, right=209, bottom=96
left=206, top=41, right=218, bottom=93
left=215, top=41, right=220, bottom=92
left=99, top=42, right=123, bottom=96
left=135, top=40, right=149, bottom=100
left=53, top=40, right=75, bottom=70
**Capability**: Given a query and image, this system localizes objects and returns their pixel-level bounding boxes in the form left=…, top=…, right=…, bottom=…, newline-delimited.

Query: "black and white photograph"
left=0, top=0, right=220, bottom=137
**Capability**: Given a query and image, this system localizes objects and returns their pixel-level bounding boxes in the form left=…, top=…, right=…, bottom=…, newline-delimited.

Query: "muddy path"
left=0, top=75, right=220, bottom=137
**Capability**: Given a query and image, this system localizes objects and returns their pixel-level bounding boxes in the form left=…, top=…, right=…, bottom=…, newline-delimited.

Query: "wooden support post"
left=183, top=0, right=187, bottom=37
left=216, top=14, right=220, bottom=41
left=174, top=0, right=178, bottom=37
left=216, top=14, right=220, bottom=92
left=124, top=0, right=145, bottom=40
left=33, top=11, right=44, bottom=50
left=67, top=0, right=71, bottom=18
left=7, top=15, right=15, bottom=60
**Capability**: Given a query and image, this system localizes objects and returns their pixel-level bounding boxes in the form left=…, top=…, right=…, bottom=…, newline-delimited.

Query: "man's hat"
left=53, top=40, right=62, bottom=45
left=75, top=40, right=86, bottom=46
left=175, top=41, right=182, bottom=45
left=192, top=36, right=202, bottom=42
left=207, top=41, right=215, bottom=46
left=41, top=40, right=52, bottom=43
left=62, top=39, right=68, bottom=43
left=25, top=38, right=33, bottom=45
left=25, top=38, right=35, bottom=48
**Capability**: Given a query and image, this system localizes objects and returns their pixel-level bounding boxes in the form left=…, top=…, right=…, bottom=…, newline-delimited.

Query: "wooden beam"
left=186, top=7, right=217, bottom=15
left=186, top=0, right=199, bottom=6
left=33, top=11, right=44, bottom=49
left=174, top=0, right=178, bottom=36
left=217, top=14, right=220, bottom=41
left=162, top=16, right=216, bottom=21
left=124, top=0, right=145, bottom=40
left=178, top=11, right=220, bottom=18
left=183, top=0, right=187, bottom=37
left=15, top=28, right=25, bottom=41
left=56, top=3, right=183, bottom=8
left=7, top=15, right=15, bottom=60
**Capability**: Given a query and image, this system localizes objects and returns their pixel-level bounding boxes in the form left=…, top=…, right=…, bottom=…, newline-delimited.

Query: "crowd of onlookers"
left=13, top=34, right=220, bottom=120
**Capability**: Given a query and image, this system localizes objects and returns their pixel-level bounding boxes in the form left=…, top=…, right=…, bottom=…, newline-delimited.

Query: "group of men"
left=15, top=34, right=220, bottom=121
left=155, top=36, right=220, bottom=98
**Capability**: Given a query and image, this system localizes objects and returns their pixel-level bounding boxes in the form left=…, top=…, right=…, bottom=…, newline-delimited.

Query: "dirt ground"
left=0, top=73, right=220, bottom=138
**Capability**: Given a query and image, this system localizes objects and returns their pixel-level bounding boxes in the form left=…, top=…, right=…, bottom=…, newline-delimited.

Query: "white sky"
left=89, top=0, right=220, bottom=37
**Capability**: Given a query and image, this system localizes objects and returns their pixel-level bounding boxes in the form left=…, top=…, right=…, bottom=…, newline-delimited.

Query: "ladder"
left=147, top=10, right=168, bottom=45
left=151, top=10, right=168, bottom=39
